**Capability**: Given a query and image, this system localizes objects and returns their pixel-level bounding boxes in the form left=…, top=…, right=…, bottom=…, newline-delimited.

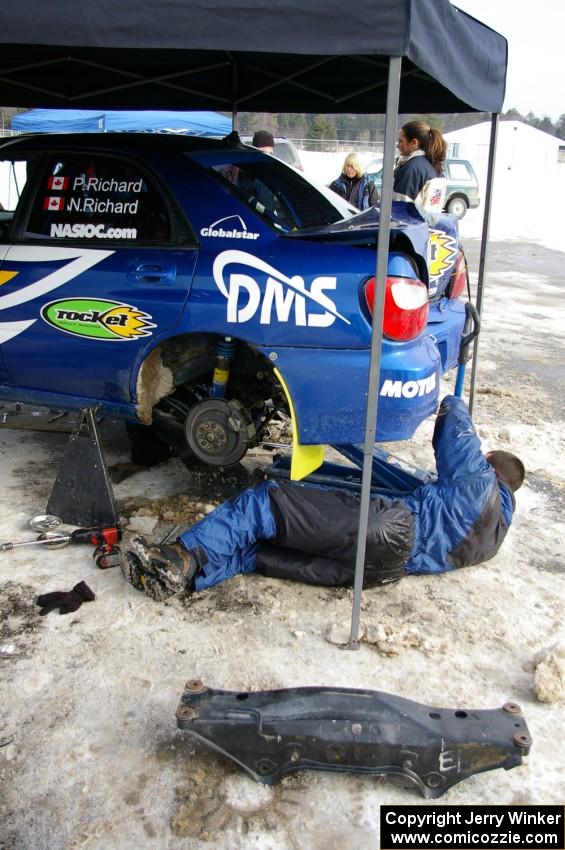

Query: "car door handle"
left=127, top=263, right=177, bottom=284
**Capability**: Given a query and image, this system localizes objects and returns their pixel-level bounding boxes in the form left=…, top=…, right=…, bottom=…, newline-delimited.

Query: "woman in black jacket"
left=330, top=152, right=378, bottom=210
left=393, top=120, right=447, bottom=204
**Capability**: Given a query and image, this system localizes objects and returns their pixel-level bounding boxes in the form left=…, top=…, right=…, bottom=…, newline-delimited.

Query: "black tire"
left=125, top=422, right=174, bottom=467
left=446, top=196, right=468, bottom=219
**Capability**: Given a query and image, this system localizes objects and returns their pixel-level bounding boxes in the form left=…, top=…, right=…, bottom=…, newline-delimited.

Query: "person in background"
left=120, top=396, right=525, bottom=603
left=393, top=120, right=447, bottom=215
left=330, top=152, right=378, bottom=211
left=252, top=130, right=275, bottom=154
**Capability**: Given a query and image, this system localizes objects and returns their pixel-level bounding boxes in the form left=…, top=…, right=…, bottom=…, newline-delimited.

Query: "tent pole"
left=348, top=55, right=402, bottom=649
left=232, top=59, right=238, bottom=131
left=468, top=112, right=499, bottom=416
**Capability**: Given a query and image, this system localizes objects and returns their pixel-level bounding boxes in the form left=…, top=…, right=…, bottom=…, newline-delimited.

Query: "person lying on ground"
left=120, top=396, right=525, bottom=602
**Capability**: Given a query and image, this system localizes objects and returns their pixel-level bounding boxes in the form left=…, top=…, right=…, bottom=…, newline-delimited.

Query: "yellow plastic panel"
left=274, top=367, right=324, bottom=481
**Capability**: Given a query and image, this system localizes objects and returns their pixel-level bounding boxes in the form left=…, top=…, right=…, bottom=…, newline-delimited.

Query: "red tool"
left=0, top=525, right=122, bottom=552
left=69, top=526, right=122, bottom=547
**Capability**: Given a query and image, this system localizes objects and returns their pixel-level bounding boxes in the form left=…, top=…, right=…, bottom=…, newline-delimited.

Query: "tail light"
left=447, top=250, right=468, bottom=299
left=364, top=276, right=429, bottom=341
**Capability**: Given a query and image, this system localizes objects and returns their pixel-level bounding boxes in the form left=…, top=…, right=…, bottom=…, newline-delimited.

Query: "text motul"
left=380, top=374, right=436, bottom=398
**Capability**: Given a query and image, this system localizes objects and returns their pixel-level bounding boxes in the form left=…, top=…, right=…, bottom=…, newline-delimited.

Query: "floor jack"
left=267, top=302, right=480, bottom=498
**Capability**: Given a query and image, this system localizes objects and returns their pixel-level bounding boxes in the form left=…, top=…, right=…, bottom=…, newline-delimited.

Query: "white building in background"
left=449, top=120, right=565, bottom=250
left=444, top=120, right=562, bottom=180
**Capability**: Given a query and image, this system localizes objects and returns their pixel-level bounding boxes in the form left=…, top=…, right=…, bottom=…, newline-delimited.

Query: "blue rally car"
left=0, top=133, right=468, bottom=478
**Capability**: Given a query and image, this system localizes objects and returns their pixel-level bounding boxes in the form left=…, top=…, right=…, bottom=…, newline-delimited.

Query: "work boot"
left=120, top=549, right=146, bottom=592
left=120, top=550, right=178, bottom=601
left=129, top=535, right=198, bottom=597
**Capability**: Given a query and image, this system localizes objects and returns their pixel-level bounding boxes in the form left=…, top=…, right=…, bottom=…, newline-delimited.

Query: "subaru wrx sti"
left=0, top=134, right=467, bottom=477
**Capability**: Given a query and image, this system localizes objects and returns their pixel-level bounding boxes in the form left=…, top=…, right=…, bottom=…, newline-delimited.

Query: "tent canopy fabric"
left=0, top=0, right=507, bottom=114
left=11, top=109, right=232, bottom=136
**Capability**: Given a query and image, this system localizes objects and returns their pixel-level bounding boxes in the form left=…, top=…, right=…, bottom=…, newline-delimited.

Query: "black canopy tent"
left=0, top=0, right=505, bottom=114
left=0, top=0, right=507, bottom=643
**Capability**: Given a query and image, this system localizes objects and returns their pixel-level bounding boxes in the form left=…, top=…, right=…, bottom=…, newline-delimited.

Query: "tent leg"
left=348, top=56, right=402, bottom=649
left=468, top=112, right=499, bottom=416
left=232, top=59, right=239, bottom=131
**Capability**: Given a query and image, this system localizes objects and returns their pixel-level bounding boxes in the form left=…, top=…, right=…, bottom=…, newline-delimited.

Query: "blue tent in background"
left=11, top=109, right=231, bottom=136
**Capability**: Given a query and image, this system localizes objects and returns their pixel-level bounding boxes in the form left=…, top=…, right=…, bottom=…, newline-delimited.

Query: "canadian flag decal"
left=47, top=176, right=69, bottom=190
left=43, top=196, right=65, bottom=211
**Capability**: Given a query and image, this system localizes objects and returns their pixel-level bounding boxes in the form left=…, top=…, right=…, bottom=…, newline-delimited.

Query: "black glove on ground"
left=36, top=581, right=96, bottom=616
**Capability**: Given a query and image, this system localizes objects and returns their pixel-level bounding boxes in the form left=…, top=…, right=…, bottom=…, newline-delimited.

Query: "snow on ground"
left=458, top=164, right=565, bottom=252
left=1, top=213, right=565, bottom=847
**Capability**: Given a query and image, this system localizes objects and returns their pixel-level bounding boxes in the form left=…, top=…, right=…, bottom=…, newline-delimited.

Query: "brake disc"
left=176, top=681, right=531, bottom=798
left=185, top=398, right=255, bottom=466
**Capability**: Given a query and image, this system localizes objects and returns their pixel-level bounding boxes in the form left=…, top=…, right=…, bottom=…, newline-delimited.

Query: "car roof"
left=0, top=132, right=238, bottom=155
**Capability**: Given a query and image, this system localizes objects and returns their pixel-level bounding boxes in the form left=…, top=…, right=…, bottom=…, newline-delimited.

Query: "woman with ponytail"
left=393, top=121, right=447, bottom=216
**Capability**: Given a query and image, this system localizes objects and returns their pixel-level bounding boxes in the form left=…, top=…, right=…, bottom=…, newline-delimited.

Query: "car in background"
left=242, top=135, right=303, bottom=171
left=0, top=133, right=467, bottom=477
left=366, top=158, right=480, bottom=219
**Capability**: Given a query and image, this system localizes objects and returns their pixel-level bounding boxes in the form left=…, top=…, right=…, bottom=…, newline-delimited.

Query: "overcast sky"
left=453, top=0, right=564, bottom=121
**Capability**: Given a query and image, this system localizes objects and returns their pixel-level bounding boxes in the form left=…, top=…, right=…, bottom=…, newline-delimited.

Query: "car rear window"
left=447, top=162, right=472, bottom=180
left=204, top=157, right=343, bottom=231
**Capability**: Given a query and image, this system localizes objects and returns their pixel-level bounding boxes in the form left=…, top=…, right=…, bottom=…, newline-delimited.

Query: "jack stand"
left=47, top=407, right=119, bottom=527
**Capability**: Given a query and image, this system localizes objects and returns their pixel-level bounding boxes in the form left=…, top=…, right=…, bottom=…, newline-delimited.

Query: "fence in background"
left=289, top=137, right=383, bottom=153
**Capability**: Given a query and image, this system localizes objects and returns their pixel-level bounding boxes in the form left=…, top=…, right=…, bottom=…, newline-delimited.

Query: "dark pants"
left=256, top=484, right=414, bottom=587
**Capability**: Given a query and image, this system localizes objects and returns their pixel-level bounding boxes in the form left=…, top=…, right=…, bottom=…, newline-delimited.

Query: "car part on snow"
left=28, top=514, right=62, bottom=532
left=47, top=407, right=119, bottom=528
left=455, top=302, right=480, bottom=398
left=176, top=682, right=531, bottom=798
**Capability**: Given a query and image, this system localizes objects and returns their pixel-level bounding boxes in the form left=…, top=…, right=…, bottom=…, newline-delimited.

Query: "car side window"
left=209, top=159, right=342, bottom=231
left=0, top=156, right=38, bottom=239
left=25, top=153, right=172, bottom=243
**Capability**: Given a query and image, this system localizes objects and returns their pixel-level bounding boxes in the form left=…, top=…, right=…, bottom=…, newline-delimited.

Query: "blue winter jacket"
left=402, top=395, right=515, bottom=574
left=393, top=153, right=438, bottom=201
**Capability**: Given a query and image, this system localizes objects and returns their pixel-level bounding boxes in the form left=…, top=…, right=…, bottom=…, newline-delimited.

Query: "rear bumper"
left=262, top=300, right=465, bottom=445
left=261, top=331, right=441, bottom=445
left=428, top=298, right=466, bottom=372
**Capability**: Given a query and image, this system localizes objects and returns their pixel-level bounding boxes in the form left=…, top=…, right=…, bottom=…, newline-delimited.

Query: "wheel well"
left=134, top=333, right=280, bottom=424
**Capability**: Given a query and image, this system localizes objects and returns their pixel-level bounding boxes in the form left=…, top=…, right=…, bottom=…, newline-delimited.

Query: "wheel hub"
left=195, top=420, right=228, bottom=452
left=185, top=398, right=254, bottom=466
